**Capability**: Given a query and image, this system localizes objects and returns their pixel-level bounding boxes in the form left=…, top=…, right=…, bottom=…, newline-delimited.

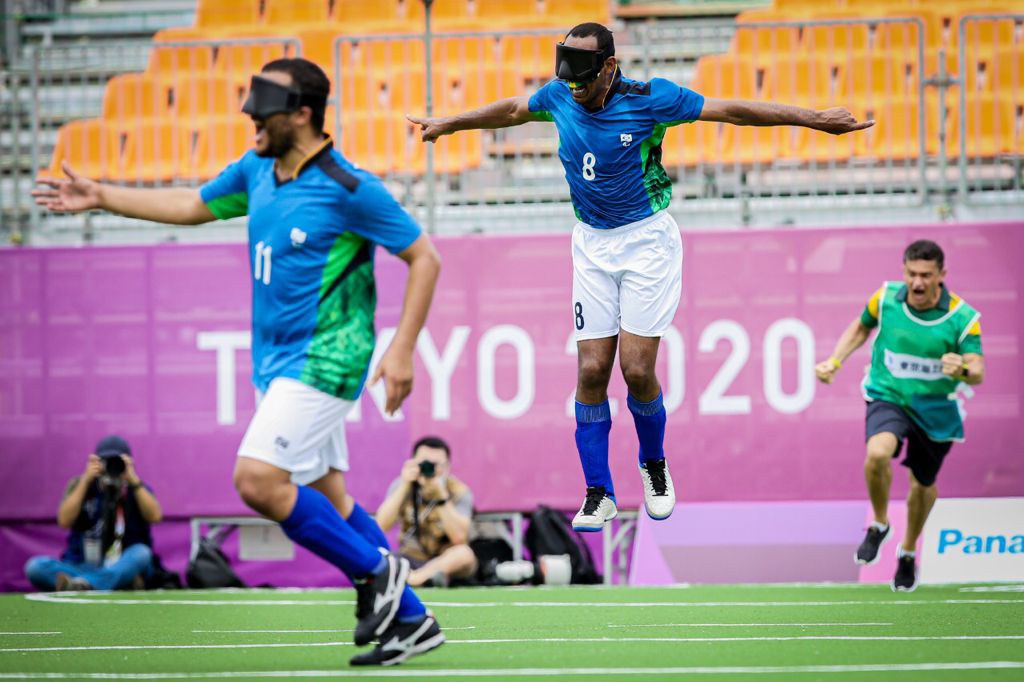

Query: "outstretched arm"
left=408, top=96, right=544, bottom=142
left=815, top=318, right=874, bottom=384
left=32, top=162, right=215, bottom=225
left=699, top=98, right=874, bottom=135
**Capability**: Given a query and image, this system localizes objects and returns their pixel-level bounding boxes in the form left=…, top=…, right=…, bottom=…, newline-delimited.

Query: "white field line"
left=24, top=593, right=1024, bottom=608
left=1, top=661, right=1024, bottom=678
left=190, top=627, right=477, bottom=634
left=606, top=622, right=894, bottom=628
left=4, top=634, right=1024, bottom=654
left=960, top=585, right=1024, bottom=593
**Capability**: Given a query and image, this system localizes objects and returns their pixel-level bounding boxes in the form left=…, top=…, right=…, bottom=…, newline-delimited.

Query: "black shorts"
left=865, top=400, right=953, bottom=486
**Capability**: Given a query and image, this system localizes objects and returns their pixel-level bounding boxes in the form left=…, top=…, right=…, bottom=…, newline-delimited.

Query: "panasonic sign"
left=920, top=498, right=1024, bottom=584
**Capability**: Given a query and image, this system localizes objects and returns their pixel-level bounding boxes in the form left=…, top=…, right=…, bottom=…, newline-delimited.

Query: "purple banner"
left=1, top=222, right=1022, bottom=527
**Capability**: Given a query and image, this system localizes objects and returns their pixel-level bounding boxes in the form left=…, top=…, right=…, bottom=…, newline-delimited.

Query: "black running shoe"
left=353, top=553, right=410, bottom=646
left=349, top=612, right=445, bottom=667
left=892, top=555, right=918, bottom=592
left=855, top=525, right=891, bottom=565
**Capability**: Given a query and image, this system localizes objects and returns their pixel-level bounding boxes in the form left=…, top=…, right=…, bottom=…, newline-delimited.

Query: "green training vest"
left=862, top=281, right=981, bottom=442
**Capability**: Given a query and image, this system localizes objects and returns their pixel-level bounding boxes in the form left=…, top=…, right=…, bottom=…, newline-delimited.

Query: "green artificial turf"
left=1, top=583, right=1023, bottom=680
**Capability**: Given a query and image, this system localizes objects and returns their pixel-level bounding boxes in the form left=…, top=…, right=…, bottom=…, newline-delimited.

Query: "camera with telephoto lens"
left=104, top=455, right=126, bottom=477
left=418, top=460, right=436, bottom=478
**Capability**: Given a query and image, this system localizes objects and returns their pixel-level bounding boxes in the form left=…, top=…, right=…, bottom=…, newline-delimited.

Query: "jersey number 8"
left=581, top=152, right=596, bottom=181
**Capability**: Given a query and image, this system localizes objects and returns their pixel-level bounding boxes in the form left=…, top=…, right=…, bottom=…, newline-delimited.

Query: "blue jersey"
left=200, top=139, right=421, bottom=399
left=528, top=71, right=705, bottom=229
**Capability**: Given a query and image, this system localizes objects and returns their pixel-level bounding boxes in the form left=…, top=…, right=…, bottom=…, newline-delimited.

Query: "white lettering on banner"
left=762, top=318, right=816, bottom=414
left=196, top=331, right=252, bottom=426
left=699, top=320, right=752, bottom=415
left=478, top=325, right=535, bottom=419
left=199, top=317, right=821, bottom=426
left=883, top=349, right=944, bottom=380
left=921, top=498, right=1024, bottom=584
left=417, top=326, right=471, bottom=420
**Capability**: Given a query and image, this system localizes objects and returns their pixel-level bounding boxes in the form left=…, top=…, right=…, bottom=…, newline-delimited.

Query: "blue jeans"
left=25, top=544, right=153, bottom=591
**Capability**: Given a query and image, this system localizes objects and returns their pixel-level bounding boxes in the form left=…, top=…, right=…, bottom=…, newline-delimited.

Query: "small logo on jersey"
left=290, top=227, right=307, bottom=248
left=274, top=436, right=290, bottom=450
left=620, top=133, right=633, bottom=147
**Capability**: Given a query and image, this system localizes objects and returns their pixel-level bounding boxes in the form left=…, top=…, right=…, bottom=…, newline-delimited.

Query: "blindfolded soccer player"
left=33, top=59, right=445, bottom=667
left=410, top=22, right=874, bottom=530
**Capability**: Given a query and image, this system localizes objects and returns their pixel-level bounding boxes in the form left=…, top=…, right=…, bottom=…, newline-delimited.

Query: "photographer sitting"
left=24, top=435, right=163, bottom=591
left=376, top=436, right=477, bottom=587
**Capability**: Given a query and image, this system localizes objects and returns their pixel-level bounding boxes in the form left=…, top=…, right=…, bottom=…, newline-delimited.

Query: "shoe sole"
left=573, top=508, right=618, bottom=532
left=381, top=632, right=446, bottom=667
left=374, top=558, right=411, bottom=639
left=644, top=497, right=675, bottom=521
left=853, top=529, right=892, bottom=566
left=891, top=581, right=918, bottom=593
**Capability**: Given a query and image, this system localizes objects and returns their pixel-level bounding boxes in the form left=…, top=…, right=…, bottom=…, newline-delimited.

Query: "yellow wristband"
left=828, top=357, right=842, bottom=369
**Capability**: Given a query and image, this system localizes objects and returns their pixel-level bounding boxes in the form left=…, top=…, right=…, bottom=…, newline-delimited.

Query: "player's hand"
left=815, top=108, right=875, bottom=135
left=122, top=455, right=141, bottom=485
left=941, top=352, right=966, bottom=378
left=83, top=454, right=103, bottom=483
left=400, top=459, right=421, bottom=485
left=406, top=115, right=449, bottom=143
left=31, top=162, right=103, bottom=213
left=815, top=359, right=840, bottom=384
left=370, top=347, right=414, bottom=415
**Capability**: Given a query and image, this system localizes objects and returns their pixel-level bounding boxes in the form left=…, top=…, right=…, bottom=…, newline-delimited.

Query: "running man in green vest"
left=815, top=240, right=984, bottom=592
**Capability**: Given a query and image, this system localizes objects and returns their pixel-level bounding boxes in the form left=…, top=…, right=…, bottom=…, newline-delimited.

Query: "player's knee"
left=578, top=357, right=613, bottom=390
left=233, top=468, right=273, bottom=510
left=620, top=362, right=656, bottom=395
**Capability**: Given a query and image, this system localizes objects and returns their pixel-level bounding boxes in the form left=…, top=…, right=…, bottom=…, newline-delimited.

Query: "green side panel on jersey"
left=639, top=122, right=677, bottom=214
left=863, top=281, right=981, bottom=442
left=533, top=110, right=555, bottom=122
left=205, top=191, right=248, bottom=220
left=300, top=235, right=377, bottom=400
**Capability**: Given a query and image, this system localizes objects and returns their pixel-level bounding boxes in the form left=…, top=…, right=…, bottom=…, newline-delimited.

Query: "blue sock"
left=575, top=400, right=615, bottom=501
left=628, top=392, right=666, bottom=466
left=347, top=503, right=426, bottom=623
left=280, top=486, right=385, bottom=579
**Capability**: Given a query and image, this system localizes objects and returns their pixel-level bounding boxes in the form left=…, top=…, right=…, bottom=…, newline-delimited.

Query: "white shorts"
left=571, top=210, right=683, bottom=340
left=237, top=377, right=353, bottom=486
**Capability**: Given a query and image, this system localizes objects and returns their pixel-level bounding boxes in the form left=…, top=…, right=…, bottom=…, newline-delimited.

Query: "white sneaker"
left=572, top=486, right=617, bottom=532
left=640, top=459, right=675, bottom=520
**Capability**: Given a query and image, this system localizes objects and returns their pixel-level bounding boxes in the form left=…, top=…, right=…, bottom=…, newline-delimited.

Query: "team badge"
left=290, top=227, right=307, bottom=248
left=620, top=133, right=632, bottom=147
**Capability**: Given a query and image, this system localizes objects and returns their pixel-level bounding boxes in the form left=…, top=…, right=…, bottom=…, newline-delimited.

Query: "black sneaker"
left=353, top=553, right=410, bottom=646
left=349, top=612, right=445, bottom=667
left=892, top=554, right=918, bottom=592
left=854, top=525, right=891, bottom=565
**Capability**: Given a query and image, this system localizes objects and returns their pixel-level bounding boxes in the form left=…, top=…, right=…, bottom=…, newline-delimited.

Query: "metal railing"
left=957, top=13, right=1024, bottom=204
left=4, top=14, right=1024, bottom=243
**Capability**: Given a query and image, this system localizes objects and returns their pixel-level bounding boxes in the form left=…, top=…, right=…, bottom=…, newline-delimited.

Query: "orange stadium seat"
left=500, top=33, right=560, bottom=79
left=117, top=120, right=193, bottom=182
left=545, top=0, right=611, bottom=26
left=761, top=56, right=834, bottom=106
left=873, top=19, right=926, bottom=54
left=803, top=20, right=871, bottom=53
left=730, top=25, right=801, bottom=60
left=332, top=0, right=424, bottom=30
left=949, top=94, right=1017, bottom=157
left=789, top=104, right=870, bottom=162
left=434, top=64, right=524, bottom=113
left=727, top=124, right=801, bottom=165
left=691, top=55, right=760, bottom=99
left=431, top=35, right=502, bottom=70
left=174, top=75, right=247, bottom=121
left=338, top=112, right=407, bottom=175
left=660, top=120, right=729, bottom=168
left=298, top=28, right=344, bottom=76
left=147, top=31, right=214, bottom=80
left=838, top=54, right=920, bottom=102
left=992, top=49, right=1024, bottom=101
left=431, top=0, right=485, bottom=31
left=215, top=40, right=299, bottom=79
left=102, top=74, right=171, bottom=121
left=193, top=116, right=253, bottom=179
left=196, top=0, right=261, bottom=29
left=48, top=119, right=120, bottom=180
left=955, top=10, right=1019, bottom=53
left=263, top=0, right=329, bottom=27
left=336, top=37, right=426, bottom=75
left=862, top=97, right=939, bottom=160
left=402, top=122, right=482, bottom=174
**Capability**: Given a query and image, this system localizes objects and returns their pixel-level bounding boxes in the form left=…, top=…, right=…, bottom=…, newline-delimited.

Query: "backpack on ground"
left=186, top=531, right=245, bottom=589
left=524, top=505, right=602, bottom=585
